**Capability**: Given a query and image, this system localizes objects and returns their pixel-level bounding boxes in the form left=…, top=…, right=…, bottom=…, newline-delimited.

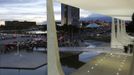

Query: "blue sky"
left=0, top=0, right=91, bottom=25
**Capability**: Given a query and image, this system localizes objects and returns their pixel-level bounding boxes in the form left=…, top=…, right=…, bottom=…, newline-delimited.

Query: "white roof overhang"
left=58, top=0, right=134, bottom=20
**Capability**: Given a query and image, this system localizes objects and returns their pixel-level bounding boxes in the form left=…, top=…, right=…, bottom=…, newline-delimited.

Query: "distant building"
left=5, top=21, right=36, bottom=30
left=61, top=4, right=80, bottom=27
left=5, top=21, right=36, bottom=27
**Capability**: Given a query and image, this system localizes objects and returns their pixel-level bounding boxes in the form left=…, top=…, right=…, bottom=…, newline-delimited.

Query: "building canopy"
left=58, top=0, right=134, bottom=20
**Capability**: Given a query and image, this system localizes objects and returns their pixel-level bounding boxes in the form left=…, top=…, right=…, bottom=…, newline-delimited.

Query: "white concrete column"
left=116, top=19, right=131, bottom=46
left=123, top=21, right=127, bottom=35
left=111, top=18, right=123, bottom=49
left=120, top=20, right=127, bottom=40
left=120, top=20, right=131, bottom=43
left=111, top=17, right=116, bottom=48
left=120, top=20, right=124, bottom=36
left=117, top=20, right=121, bottom=39
left=123, top=21, right=129, bottom=38
left=121, top=20, right=125, bottom=36
left=47, top=0, right=65, bottom=75
left=116, top=19, right=125, bottom=46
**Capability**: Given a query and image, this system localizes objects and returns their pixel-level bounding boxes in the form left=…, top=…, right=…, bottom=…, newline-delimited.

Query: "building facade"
left=5, top=21, right=36, bottom=27
left=5, top=21, right=36, bottom=30
left=61, top=4, right=80, bottom=27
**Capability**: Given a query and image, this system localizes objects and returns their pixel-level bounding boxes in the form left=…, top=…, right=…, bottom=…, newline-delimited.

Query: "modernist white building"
left=47, top=0, right=134, bottom=75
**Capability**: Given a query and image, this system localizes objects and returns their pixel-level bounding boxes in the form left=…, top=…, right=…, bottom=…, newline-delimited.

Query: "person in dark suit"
left=127, top=13, right=134, bottom=32
left=125, top=13, right=134, bottom=54
left=124, top=45, right=128, bottom=53
left=129, top=44, right=133, bottom=53
left=128, top=13, right=134, bottom=53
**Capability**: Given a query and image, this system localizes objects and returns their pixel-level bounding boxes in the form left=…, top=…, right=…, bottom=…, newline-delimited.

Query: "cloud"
left=0, top=0, right=92, bottom=24
left=80, top=9, right=92, bottom=17
left=0, top=0, right=61, bottom=24
left=0, top=0, right=39, bottom=4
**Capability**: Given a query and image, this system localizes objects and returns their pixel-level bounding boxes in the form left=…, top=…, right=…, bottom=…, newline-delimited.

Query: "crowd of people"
left=0, top=39, right=47, bottom=54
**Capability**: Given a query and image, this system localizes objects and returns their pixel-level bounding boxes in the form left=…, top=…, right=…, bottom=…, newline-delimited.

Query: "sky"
left=0, top=0, right=91, bottom=25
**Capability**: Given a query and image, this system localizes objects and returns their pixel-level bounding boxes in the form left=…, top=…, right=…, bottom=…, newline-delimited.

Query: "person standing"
left=129, top=13, right=134, bottom=75
left=129, top=44, right=133, bottom=53
left=127, top=13, right=134, bottom=32
left=127, top=13, right=134, bottom=54
left=124, top=45, right=128, bottom=53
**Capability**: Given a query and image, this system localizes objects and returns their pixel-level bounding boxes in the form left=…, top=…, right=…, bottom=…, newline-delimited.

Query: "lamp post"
left=47, top=0, right=65, bottom=75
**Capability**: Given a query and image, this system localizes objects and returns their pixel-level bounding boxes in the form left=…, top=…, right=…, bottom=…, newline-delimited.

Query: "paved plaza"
left=0, top=48, right=133, bottom=75
left=71, top=53, right=132, bottom=75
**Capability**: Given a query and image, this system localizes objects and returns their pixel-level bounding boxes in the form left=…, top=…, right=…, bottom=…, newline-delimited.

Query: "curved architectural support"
left=116, top=19, right=129, bottom=46
left=119, top=20, right=132, bottom=44
left=47, top=0, right=65, bottom=75
left=111, top=18, right=123, bottom=49
left=123, top=21, right=134, bottom=40
left=121, top=21, right=132, bottom=42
